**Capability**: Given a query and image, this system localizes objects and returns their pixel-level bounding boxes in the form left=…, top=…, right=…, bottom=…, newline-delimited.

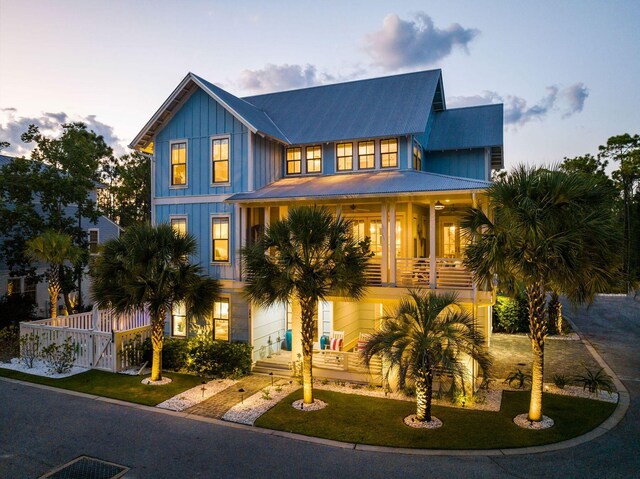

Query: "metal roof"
left=243, top=70, right=441, bottom=144
left=227, top=170, right=490, bottom=203
left=0, top=154, right=14, bottom=167
left=426, top=104, right=504, bottom=151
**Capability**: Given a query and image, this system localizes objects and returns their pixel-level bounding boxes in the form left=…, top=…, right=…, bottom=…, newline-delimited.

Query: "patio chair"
left=328, top=330, right=344, bottom=351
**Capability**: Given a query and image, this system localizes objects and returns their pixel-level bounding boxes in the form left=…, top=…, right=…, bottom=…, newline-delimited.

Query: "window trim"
left=210, top=135, right=231, bottom=186
left=88, top=228, right=100, bottom=255
left=357, top=140, right=376, bottom=170
left=212, top=297, right=231, bottom=342
left=210, top=214, right=231, bottom=265
left=305, top=145, right=323, bottom=175
left=335, top=142, right=354, bottom=172
left=285, top=147, right=302, bottom=176
left=169, top=215, right=188, bottom=236
left=171, top=302, right=188, bottom=338
left=380, top=138, right=399, bottom=169
left=169, top=139, right=188, bottom=188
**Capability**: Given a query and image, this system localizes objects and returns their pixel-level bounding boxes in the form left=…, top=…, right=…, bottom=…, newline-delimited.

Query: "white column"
left=406, top=201, right=413, bottom=257
left=389, top=202, right=396, bottom=286
left=335, top=204, right=342, bottom=218
left=429, top=201, right=437, bottom=289
left=264, top=206, right=270, bottom=229
left=381, top=202, right=388, bottom=285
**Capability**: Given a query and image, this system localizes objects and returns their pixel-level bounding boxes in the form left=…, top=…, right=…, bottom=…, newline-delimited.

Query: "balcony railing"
left=435, top=258, right=473, bottom=290
left=365, top=257, right=474, bottom=290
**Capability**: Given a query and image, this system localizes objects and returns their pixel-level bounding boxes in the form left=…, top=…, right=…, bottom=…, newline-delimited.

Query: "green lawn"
left=0, top=368, right=203, bottom=406
left=255, top=389, right=617, bottom=449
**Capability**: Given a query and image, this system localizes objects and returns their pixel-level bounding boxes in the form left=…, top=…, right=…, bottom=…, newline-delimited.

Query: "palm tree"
left=462, top=165, right=620, bottom=421
left=91, top=223, right=221, bottom=382
left=242, top=206, right=370, bottom=404
left=362, top=290, right=490, bottom=422
left=26, top=230, right=82, bottom=318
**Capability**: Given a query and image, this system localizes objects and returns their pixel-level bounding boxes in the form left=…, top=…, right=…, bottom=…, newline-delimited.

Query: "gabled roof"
left=426, top=104, right=503, bottom=151
left=227, top=169, right=490, bottom=203
left=0, top=154, right=15, bottom=167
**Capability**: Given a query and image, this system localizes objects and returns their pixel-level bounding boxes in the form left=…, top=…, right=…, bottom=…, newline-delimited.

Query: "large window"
left=286, top=147, right=301, bottom=174
left=172, top=302, right=187, bottom=337
left=381, top=138, right=398, bottom=168
left=336, top=142, right=353, bottom=171
left=212, top=137, right=229, bottom=183
left=170, top=217, right=187, bottom=236
left=211, top=217, right=230, bottom=262
left=213, top=299, right=230, bottom=341
left=358, top=141, right=375, bottom=169
left=306, top=146, right=322, bottom=173
left=170, top=142, right=187, bottom=186
left=88, top=229, right=99, bottom=254
left=413, top=143, right=422, bottom=171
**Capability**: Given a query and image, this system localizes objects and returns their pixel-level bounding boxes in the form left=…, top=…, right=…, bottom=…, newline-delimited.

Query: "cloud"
left=0, top=109, right=127, bottom=157
left=239, top=64, right=331, bottom=94
left=364, top=12, right=479, bottom=70
left=449, top=83, right=589, bottom=126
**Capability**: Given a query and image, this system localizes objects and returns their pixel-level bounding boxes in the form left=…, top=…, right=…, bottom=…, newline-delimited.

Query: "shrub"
left=0, top=294, right=36, bottom=329
left=574, top=366, right=615, bottom=395
left=162, top=337, right=189, bottom=371
left=41, top=337, right=77, bottom=374
left=492, top=293, right=529, bottom=333
left=553, top=374, right=569, bottom=389
left=504, top=368, right=531, bottom=389
left=19, top=332, right=41, bottom=368
left=0, top=326, right=20, bottom=362
left=185, top=332, right=252, bottom=378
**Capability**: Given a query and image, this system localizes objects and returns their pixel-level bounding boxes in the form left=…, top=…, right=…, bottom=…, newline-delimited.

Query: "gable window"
left=413, top=143, right=423, bottom=171
left=358, top=141, right=375, bottom=169
left=213, top=298, right=230, bottom=341
left=286, top=147, right=301, bottom=174
left=170, top=142, right=187, bottom=186
left=336, top=142, right=353, bottom=171
left=170, top=217, right=187, bottom=236
left=212, top=137, right=229, bottom=184
left=171, top=302, right=187, bottom=337
left=88, top=229, right=99, bottom=254
left=211, top=217, right=230, bottom=263
left=381, top=138, right=398, bottom=168
left=306, top=146, right=322, bottom=174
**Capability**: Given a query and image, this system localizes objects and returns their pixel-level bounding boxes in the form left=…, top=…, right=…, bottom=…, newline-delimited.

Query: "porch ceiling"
left=227, top=170, right=490, bottom=203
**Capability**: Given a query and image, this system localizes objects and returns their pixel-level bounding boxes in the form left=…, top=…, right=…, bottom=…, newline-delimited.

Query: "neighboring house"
left=130, top=69, right=503, bottom=381
left=0, top=153, right=122, bottom=317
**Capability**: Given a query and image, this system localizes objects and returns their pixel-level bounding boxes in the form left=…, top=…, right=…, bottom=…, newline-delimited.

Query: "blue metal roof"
left=0, top=154, right=14, bottom=167
left=426, top=104, right=503, bottom=151
left=227, top=169, right=490, bottom=202
left=243, top=70, right=442, bottom=144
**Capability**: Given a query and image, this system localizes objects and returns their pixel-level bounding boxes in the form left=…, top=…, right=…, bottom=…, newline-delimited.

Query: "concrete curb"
left=0, top=323, right=630, bottom=457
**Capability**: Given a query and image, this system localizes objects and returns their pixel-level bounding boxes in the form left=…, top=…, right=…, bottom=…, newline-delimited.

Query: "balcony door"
left=439, top=216, right=468, bottom=258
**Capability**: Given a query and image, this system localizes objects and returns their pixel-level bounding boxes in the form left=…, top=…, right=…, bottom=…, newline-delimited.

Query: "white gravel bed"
left=292, top=398, right=327, bottom=411
left=0, top=358, right=88, bottom=378
left=544, top=384, right=618, bottom=403
left=156, top=378, right=237, bottom=411
left=222, top=383, right=300, bottom=425
left=403, top=415, right=443, bottom=429
left=513, top=413, right=555, bottom=429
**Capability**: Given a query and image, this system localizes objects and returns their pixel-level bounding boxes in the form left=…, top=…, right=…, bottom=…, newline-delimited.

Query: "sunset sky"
left=1, top=0, right=639, bottom=168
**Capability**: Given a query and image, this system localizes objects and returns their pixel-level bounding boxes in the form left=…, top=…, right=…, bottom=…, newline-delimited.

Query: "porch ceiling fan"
left=349, top=204, right=370, bottom=213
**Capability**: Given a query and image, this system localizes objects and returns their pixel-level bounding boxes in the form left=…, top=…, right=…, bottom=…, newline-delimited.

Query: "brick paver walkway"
left=186, top=375, right=274, bottom=419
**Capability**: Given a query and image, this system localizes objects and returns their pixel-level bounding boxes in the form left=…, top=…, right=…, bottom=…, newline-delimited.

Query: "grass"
left=0, top=368, right=203, bottom=406
left=255, top=389, right=617, bottom=449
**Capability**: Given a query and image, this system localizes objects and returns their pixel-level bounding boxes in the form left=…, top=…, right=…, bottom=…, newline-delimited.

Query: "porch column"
left=381, top=202, right=388, bottom=285
left=389, top=202, right=397, bottom=286
left=429, top=201, right=437, bottom=289
left=264, top=206, right=270, bottom=229
left=335, top=204, right=342, bottom=218
left=406, top=201, right=413, bottom=257
left=235, top=204, right=242, bottom=280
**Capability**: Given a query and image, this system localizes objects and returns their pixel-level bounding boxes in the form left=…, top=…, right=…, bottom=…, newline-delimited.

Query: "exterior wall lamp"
left=434, top=201, right=445, bottom=211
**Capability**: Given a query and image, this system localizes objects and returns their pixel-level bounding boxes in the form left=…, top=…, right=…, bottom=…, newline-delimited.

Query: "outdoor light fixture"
left=434, top=200, right=445, bottom=211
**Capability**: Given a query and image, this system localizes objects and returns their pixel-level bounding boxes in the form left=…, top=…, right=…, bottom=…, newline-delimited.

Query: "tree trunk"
left=548, top=292, right=563, bottom=335
left=527, top=281, right=547, bottom=422
left=415, top=368, right=433, bottom=422
left=150, top=310, right=165, bottom=382
left=47, top=266, right=61, bottom=319
left=63, top=292, right=75, bottom=316
left=300, top=297, right=317, bottom=404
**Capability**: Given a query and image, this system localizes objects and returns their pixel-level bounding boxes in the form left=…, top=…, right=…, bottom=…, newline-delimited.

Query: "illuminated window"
left=443, top=222, right=457, bottom=257
left=7, top=278, right=21, bottom=296
left=413, top=143, right=422, bottom=170
left=211, top=217, right=230, bottom=262
left=306, top=145, right=322, bottom=173
left=351, top=219, right=365, bottom=242
left=172, top=302, right=187, bottom=337
left=170, top=142, right=187, bottom=186
left=212, top=138, right=229, bottom=183
left=369, top=220, right=382, bottom=256
left=336, top=142, right=353, bottom=171
left=213, top=299, right=230, bottom=341
left=170, top=217, right=187, bottom=236
left=286, top=147, right=301, bottom=174
left=88, top=229, right=99, bottom=254
left=381, top=138, right=398, bottom=168
left=358, top=141, right=375, bottom=169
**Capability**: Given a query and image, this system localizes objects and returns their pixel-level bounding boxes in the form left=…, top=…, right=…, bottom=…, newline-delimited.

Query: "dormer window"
left=358, top=141, right=375, bottom=169
left=286, top=147, right=301, bottom=175
left=306, top=146, right=322, bottom=174
left=170, top=141, right=187, bottom=186
left=381, top=138, right=398, bottom=168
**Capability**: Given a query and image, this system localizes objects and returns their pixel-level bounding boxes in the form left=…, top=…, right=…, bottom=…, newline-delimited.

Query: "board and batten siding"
left=253, top=135, right=284, bottom=190
left=425, top=149, right=487, bottom=180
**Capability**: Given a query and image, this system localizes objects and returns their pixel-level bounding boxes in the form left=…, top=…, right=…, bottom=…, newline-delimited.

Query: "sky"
left=1, top=0, right=639, bottom=169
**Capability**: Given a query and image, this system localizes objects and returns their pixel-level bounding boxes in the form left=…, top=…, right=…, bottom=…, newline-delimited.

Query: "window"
left=381, top=138, right=398, bottom=168
left=172, top=302, right=187, bottom=337
left=170, top=217, right=187, bottom=236
left=213, top=299, right=230, bottom=341
left=413, top=143, right=423, bottom=171
left=306, top=145, right=322, bottom=173
left=7, top=278, right=21, bottom=296
left=211, top=137, right=229, bottom=183
left=24, top=277, right=37, bottom=303
left=358, top=141, right=375, bottom=169
left=88, top=229, right=99, bottom=254
left=286, top=147, right=301, bottom=174
left=211, top=217, right=230, bottom=262
left=336, top=142, right=353, bottom=171
left=170, top=142, right=187, bottom=186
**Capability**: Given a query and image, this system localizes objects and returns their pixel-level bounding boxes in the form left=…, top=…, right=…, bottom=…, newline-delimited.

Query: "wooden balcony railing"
left=396, top=257, right=430, bottom=287
left=362, top=257, right=474, bottom=290
left=435, top=258, right=473, bottom=290
left=364, top=257, right=382, bottom=286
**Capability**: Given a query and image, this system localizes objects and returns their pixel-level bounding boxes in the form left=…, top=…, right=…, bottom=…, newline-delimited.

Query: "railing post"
left=429, top=201, right=437, bottom=289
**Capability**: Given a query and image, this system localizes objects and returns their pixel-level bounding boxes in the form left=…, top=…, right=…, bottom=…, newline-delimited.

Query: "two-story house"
left=130, top=69, right=503, bottom=382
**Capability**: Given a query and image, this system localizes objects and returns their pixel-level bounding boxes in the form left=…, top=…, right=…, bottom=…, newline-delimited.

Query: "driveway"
left=0, top=296, right=638, bottom=478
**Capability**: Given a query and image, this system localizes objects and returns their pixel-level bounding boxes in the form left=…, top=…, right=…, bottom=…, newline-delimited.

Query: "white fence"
left=19, top=308, right=152, bottom=372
